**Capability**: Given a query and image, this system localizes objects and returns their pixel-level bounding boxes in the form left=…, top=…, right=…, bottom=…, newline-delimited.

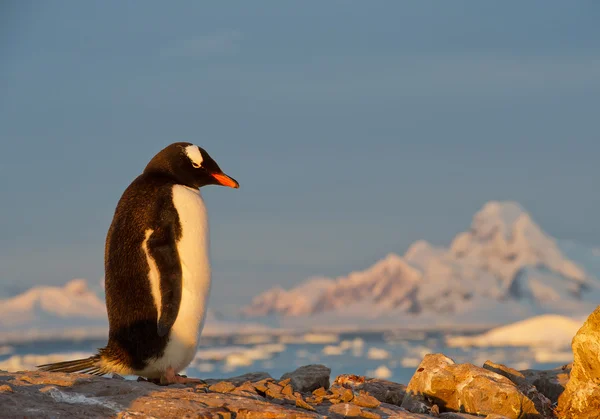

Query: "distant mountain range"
left=3, top=200, right=600, bottom=336
left=0, top=278, right=107, bottom=329
left=242, top=201, right=600, bottom=327
left=0, top=280, right=270, bottom=342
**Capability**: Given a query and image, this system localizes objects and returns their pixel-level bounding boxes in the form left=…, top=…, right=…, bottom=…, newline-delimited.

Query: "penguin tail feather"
left=37, top=354, right=107, bottom=376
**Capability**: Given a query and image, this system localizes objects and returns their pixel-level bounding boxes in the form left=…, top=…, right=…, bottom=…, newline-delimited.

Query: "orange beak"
left=211, top=172, right=239, bottom=189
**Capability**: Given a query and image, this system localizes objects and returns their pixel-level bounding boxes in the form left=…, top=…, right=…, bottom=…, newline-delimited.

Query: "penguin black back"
left=103, top=172, right=183, bottom=370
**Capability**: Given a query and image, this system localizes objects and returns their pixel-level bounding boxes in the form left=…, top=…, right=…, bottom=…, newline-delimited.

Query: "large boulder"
left=556, top=306, right=600, bottom=418
left=520, top=364, right=571, bottom=405
left=402, top=353, right=549, bottom=418
left=482, top=361, right=553, bottom=417
left=280, top=364, right=331, bottom=393
left=334, top=373, right=407, bottom=405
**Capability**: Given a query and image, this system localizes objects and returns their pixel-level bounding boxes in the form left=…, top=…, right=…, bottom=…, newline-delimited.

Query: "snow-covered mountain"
left=0, top=278, right=273, bottom=342
left=0, top=279, right=107, bottom=329
left=242, top=201, right=600, bottom=325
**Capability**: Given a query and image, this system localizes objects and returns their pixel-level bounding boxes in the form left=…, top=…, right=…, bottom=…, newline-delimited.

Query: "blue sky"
left=1, top=1, right=599, bottom=311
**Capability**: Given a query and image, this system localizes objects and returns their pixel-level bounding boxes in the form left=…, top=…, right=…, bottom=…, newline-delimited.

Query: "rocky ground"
left=4, top=305, right=600, bottom=419
left=0, top=361, right=569, bottom=419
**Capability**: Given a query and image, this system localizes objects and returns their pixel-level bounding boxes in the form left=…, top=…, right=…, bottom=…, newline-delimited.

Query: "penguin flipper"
left=147, top=222, right=182, bottom=338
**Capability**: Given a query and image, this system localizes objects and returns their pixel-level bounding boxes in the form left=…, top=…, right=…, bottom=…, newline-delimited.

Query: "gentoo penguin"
left=38, top=142, right=239, bottom=384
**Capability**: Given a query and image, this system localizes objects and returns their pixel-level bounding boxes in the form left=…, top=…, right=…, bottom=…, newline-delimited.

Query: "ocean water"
left=0, top=329, right=572, bottom=384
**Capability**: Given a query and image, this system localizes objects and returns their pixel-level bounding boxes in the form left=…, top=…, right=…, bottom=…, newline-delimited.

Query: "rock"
left=313, top=387, right=328, bottom=397
left=281, top=364, right=331, bottom=393
left=282, top=383, right=294, bottom=396
left=557, top=306, right=600, bottom=418
left=334, top=374, right=407, bottom=406
left=520, top=364, right=571, bottom=405
left=253, top=377, right=274, bottom=394
left=402, top=396, right=433, bottom=414
left=329, top=402, right=363, bottom=417
left=483, top=361, right=553, bottom=417
left=440, top=413, right=485, bottom=419
left=340, top=388, right=354, bottom=403
left=205, top=371, right=272, bottom=386
left=296, top=397, right=316, bottom=411
left=0, top=384, right=13, bottom=393
left=231, top=381, right=259, bottom=396
left=483, top=361, right=529, bottom=387
left=402, top=353, right=543, bottom=418
left=3, top=369, right=447, bottom=418
left=208, top=381, right=236, bottom=393
left=353, top=391, right=380, bottom=409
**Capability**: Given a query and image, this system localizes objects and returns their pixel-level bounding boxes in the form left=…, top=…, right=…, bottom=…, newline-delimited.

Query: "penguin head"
left=144, top=142, right=239, bottom=189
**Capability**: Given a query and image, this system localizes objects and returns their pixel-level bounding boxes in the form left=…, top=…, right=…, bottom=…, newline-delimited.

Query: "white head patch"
left=185, top=145, right=204, bottom=168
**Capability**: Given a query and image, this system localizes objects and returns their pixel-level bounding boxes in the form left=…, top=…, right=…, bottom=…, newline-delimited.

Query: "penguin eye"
left=192, top=162, right=201, bottom=169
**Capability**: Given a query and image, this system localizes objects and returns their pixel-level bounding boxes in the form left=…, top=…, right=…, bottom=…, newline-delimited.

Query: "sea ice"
left=367, top=365, right=392, bottom=379
left=367, top=347, right=390, bottom=360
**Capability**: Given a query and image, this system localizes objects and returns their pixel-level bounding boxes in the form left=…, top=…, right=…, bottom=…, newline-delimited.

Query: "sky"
left=1, top=1, right=599, bottom=312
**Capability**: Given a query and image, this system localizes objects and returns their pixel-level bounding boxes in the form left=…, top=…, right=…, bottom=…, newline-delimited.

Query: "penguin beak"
left=211, top=172, right=239, bottom=189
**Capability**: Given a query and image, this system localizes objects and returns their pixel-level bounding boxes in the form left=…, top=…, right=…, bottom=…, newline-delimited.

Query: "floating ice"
left=367, top=347, right=390, bottom=360
left=367, top=365, right=392, bottom=379
left=322, top=345, right=345, bottom=356
left=446, top=314, right=583, bottom=349
left=0, top=352, right=94, bottom=372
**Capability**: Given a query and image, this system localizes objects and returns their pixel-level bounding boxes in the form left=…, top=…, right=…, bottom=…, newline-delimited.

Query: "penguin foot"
left=159, top=367, right=206, bottom=386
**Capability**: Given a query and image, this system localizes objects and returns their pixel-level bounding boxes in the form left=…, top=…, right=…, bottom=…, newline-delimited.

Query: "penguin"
left=38, top=142, right=239, bottom=384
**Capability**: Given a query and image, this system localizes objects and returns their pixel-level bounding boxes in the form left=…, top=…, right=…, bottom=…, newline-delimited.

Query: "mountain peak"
left=64, top=278, right=89, bottom=295
left=477, top=201, right=526, bottom=223
left=0, top=279, right=107, bottom=329
left=471, top=201, right=536, bottom=241
left=241, top=200, right=593, bottom=321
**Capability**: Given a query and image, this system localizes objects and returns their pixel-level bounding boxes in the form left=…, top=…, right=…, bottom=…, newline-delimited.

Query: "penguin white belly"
left=138, top=185, right=211, bottom=378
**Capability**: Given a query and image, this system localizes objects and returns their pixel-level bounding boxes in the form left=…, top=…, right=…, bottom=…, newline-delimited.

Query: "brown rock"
left=340, top=388, right=354, bottom=402
left=557, top=306, right=600, bottom=419
left=208, top=381, right=236, bottom=393
left=296, top=397, right=316, bottom=411
left=483, top=361, right=553, bottom=417
left=353, top=391, right=380, bottom=409
left=266, top=387, right=284, bottom=400
left=0, top=384, right=13, bottom=393
left=329, top=402, right=363, bottom=417
left=278, top=377, right=291, bottom=386
left=335, top=374, right=407, bottom=406
left=483, top=361, right=528, bottom=386
left=253, top=378, right=275, bottom=394
left=282, top=383, right=294, bottom=396
left=281, top=364, right=331, bottom=393
left=205, top=371, right=272, bottom=386
left=359, top=411, right=381, bottom=419
left=401, top=353, right=542, bottom=419
left=313, top=387, right=328, bottom=397
left=231, top=381, right=258, bottom=395
left=440, top=413, right=486, bottom=418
